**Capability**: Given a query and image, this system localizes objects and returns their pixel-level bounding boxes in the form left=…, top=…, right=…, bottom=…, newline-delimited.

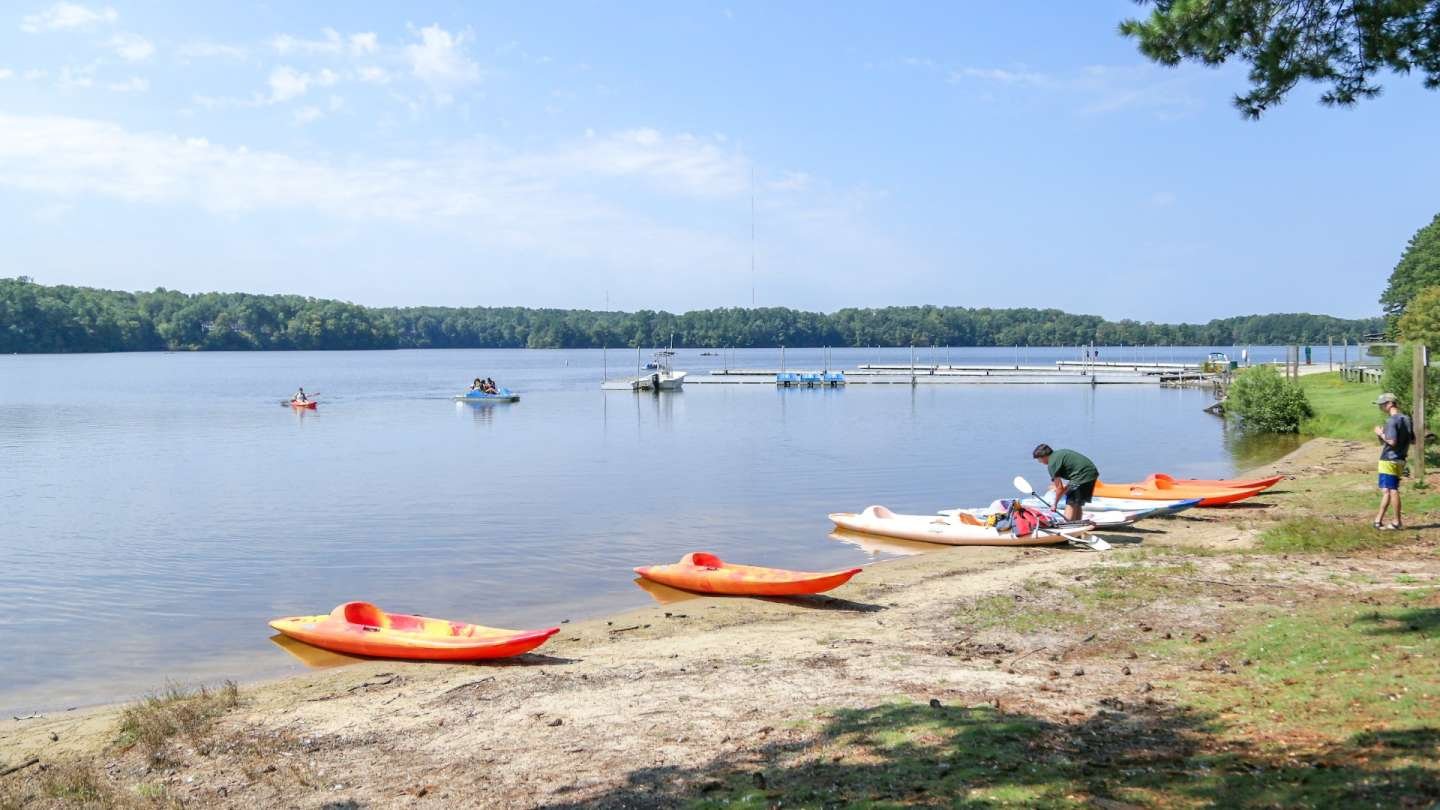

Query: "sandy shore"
left=3, top=435, right=1432, bottom=808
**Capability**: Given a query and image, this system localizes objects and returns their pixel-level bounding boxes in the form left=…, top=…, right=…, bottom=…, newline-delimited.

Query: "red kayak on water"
left=290, top=399, right=317, bottom=410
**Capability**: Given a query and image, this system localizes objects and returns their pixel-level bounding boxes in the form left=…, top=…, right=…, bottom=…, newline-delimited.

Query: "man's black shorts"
left=1067, top=481, right=1096, bottom=507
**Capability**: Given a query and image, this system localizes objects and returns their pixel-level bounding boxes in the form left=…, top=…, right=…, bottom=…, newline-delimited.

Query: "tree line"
left=0, top=277, right=1382, bottom=354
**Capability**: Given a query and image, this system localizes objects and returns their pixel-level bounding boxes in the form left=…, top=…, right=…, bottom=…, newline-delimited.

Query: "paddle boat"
left=454, top=387, right=521, bottom=403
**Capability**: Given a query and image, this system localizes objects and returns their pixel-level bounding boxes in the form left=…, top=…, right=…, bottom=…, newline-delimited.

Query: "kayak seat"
left=865, top=505, right=896, bottom=519
left=685, top=552, right=726, bottom=569
left=340, top=601, right=387, bottom=629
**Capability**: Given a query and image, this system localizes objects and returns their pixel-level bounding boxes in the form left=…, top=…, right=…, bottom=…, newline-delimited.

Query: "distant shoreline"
left=2, top=277, right=1380, bottom=354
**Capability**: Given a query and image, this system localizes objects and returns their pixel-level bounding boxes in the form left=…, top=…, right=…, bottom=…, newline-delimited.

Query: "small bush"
left=1226, top=365, right=1314, bottom=433
left=117, top=681, right=239, bottom=762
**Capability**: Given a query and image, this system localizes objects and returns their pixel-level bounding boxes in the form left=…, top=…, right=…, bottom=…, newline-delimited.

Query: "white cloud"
left=106, top=76, right=147, bottom=93
left=20, top=2, right=116, bottom=33
left=315, top=68, right=339, bottom=87
left=22, top=68, right=48, bottom=80
left=57, top=64, right=94, bottom=89
left=292, top=106, right=323, bottom=126
left=268, top=66, right=310, bottom=102
left=948, top=66, right=1051, bottom=87
left=348, top=32, right=378, bottom=55
left=109, top=32, right=154, bottom=62
left=177, top=41, right=248, bottom=60
left=404, top=24, right=481, bottom=102
left=356, top=65, right=389, bottom=84
left=768, top=171, right=812, bottom=192
left=0, top=68, right=13, bottom=80
left=271, top=28, right=343, bottom=55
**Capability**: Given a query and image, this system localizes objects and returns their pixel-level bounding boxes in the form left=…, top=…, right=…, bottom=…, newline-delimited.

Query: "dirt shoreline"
left=3, top=436, right=1431, bottom=808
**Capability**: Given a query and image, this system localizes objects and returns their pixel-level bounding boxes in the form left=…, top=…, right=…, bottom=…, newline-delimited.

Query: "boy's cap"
left=1375, top=393, right=1399, bottom=406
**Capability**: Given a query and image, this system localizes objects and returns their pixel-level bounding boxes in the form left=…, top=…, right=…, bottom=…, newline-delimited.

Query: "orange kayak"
left=268, top=602, right=558, bottom=661
left=291, top=399, right=317, bottom=410
left=634, top=552, right=861, bottom=596
left=1093, top=480, right=1268, bottom=506
left=1146, top=473, right=1283, bottom=491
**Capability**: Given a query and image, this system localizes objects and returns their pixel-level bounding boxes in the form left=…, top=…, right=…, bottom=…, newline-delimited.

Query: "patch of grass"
left=1158, top=591, right=1440, bottom=738
left=684, top=696, right=1440, bottom=809
left=1278, top=471, right=1440, bottom=516
left=1299, top=372, right=1381, bottom=441
left=958, top=563, right=1202, bottom=635
left=0, top=759, right=181, bottom=810
left=117, top=681, right=239, bottom=762
left=1256, top=517, right=1423, bottom=553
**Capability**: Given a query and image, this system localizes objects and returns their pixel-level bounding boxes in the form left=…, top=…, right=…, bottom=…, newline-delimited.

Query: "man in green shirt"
left=1032, top=444, right=1100, bottom=522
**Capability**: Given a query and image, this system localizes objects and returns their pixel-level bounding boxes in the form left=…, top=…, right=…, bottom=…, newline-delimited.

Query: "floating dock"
left=688, top=361, right=1214, bottom=386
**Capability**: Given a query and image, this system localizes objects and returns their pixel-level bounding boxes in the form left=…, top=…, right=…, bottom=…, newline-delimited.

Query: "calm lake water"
left=0, top=346, right=1311, bottom=713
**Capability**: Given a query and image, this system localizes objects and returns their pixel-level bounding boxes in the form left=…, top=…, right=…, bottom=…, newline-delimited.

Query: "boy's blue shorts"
left=1379, top=473, right=1400, bottom=490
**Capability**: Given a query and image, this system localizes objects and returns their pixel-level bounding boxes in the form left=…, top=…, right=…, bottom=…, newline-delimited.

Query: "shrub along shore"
left=2, top=375, right=1435, bottom=809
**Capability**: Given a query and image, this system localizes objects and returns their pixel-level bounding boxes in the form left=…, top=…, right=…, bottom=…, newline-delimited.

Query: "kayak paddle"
left=1012, top=475, right=1057, bottom=509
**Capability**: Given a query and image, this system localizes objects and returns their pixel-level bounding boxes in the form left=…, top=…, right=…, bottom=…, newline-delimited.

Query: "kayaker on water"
left=1373, top=392, right=1412, bottom=530
left=293, top=386, right=308, bottom=403
left=1032, top=444, right=1099, bottom=522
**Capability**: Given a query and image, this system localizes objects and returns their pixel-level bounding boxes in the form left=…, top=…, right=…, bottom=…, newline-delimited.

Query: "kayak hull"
left=290, top=400, right=317, bottom=410
left=943, top=497, right=1200, bottom=527
left=269, top=602, right=558, bottom=661
left=1147, top=473, right=1283, bottom=491
left=1093, top=481, right=1267, bottom=506
left=830, top=505, right=1091, bottom=546
left=633, top=552, right=861, bottom=596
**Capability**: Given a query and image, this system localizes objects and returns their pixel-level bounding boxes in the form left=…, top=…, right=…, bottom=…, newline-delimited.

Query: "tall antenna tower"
left=750, top=167, right=756, bottom=309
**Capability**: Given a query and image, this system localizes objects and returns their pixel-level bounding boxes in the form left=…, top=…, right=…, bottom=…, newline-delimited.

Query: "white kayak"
left=829, top=506, right=1106, bottom=550
left=941, top=497, right=1201, bottom=527
left=1048, top=495, right=1195, bottom=512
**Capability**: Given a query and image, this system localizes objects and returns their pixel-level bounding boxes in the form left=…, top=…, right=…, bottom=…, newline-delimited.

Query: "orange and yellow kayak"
left=1145, top=473, right=1283, bottom=491
left=1093, top=480, right=1268, bottom=506
left=269, top=602, right=558, bottom=661
left=634, top=552, right=861, bottom=596
left=291, top=399, right=317, bottom=410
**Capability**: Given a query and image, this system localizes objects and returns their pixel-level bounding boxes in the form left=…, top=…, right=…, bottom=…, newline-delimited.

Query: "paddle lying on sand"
left=1012, top=475, right=1110, bottom=552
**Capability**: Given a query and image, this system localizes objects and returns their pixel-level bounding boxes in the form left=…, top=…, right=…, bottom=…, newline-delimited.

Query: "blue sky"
left=0, top=1, right=1433, bottom=321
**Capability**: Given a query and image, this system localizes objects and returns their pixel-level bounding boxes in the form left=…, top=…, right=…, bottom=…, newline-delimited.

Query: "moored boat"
left=830, top=505, right=1097, bottom=547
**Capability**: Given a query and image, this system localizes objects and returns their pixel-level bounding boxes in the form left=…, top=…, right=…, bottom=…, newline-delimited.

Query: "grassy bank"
left=1299, top=371, right=1380, bottom=441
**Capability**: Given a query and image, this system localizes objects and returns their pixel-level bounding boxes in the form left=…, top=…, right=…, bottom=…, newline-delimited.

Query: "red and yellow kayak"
left=291, top=399, right=317, bottom=410
left=268, top=602, right=558, bottom=661
left=1093, top=480, right=1268, bottom=506
left=634, top=552, right=861, bottom=596
left=1146, top=473, right=1283, bottom=491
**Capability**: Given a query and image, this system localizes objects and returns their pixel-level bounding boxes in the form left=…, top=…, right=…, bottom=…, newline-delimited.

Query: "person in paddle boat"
left=293, top=386, right=308, bottom=403
left=470, top=377, right=484, bottom=392
left=1032, top=443, right=1099, bottom=522
left=1373, top=392, right=1412, bottom=530
left=483, top=377, right=498, bottom=394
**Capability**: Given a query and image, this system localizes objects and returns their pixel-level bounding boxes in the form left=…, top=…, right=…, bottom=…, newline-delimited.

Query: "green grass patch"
left=1255, top=517, right=1427, bottom=553
left=1299, top=372, right=1381, bottom=441
left=1158, top=591, right=1440, bottom=738
left=956, top=564, right=1200, bottom=635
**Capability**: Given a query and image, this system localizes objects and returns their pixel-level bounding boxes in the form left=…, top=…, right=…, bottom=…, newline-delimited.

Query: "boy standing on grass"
left=1374, top=392, right=1413, bottom=530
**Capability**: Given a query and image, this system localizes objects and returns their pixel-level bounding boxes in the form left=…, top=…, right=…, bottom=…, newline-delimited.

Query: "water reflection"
left=1222, top=426, right=1307, bottom=470
left=268, top=634, right=363, bottom=669
left=828, top=529, right=937, bottom=558
left=632, top=577, right=699, bottom=605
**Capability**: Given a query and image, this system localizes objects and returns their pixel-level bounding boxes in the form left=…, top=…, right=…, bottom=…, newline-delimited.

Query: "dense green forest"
left=0, top=277, right=1382, bottom=353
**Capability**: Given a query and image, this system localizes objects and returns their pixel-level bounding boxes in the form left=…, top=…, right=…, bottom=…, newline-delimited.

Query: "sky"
left=0, top=1, right=1434, bottom=322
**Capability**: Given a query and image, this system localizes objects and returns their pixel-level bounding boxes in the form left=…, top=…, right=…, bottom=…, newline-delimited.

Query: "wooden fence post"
left=1415, top=344, right=1428, bottom=484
